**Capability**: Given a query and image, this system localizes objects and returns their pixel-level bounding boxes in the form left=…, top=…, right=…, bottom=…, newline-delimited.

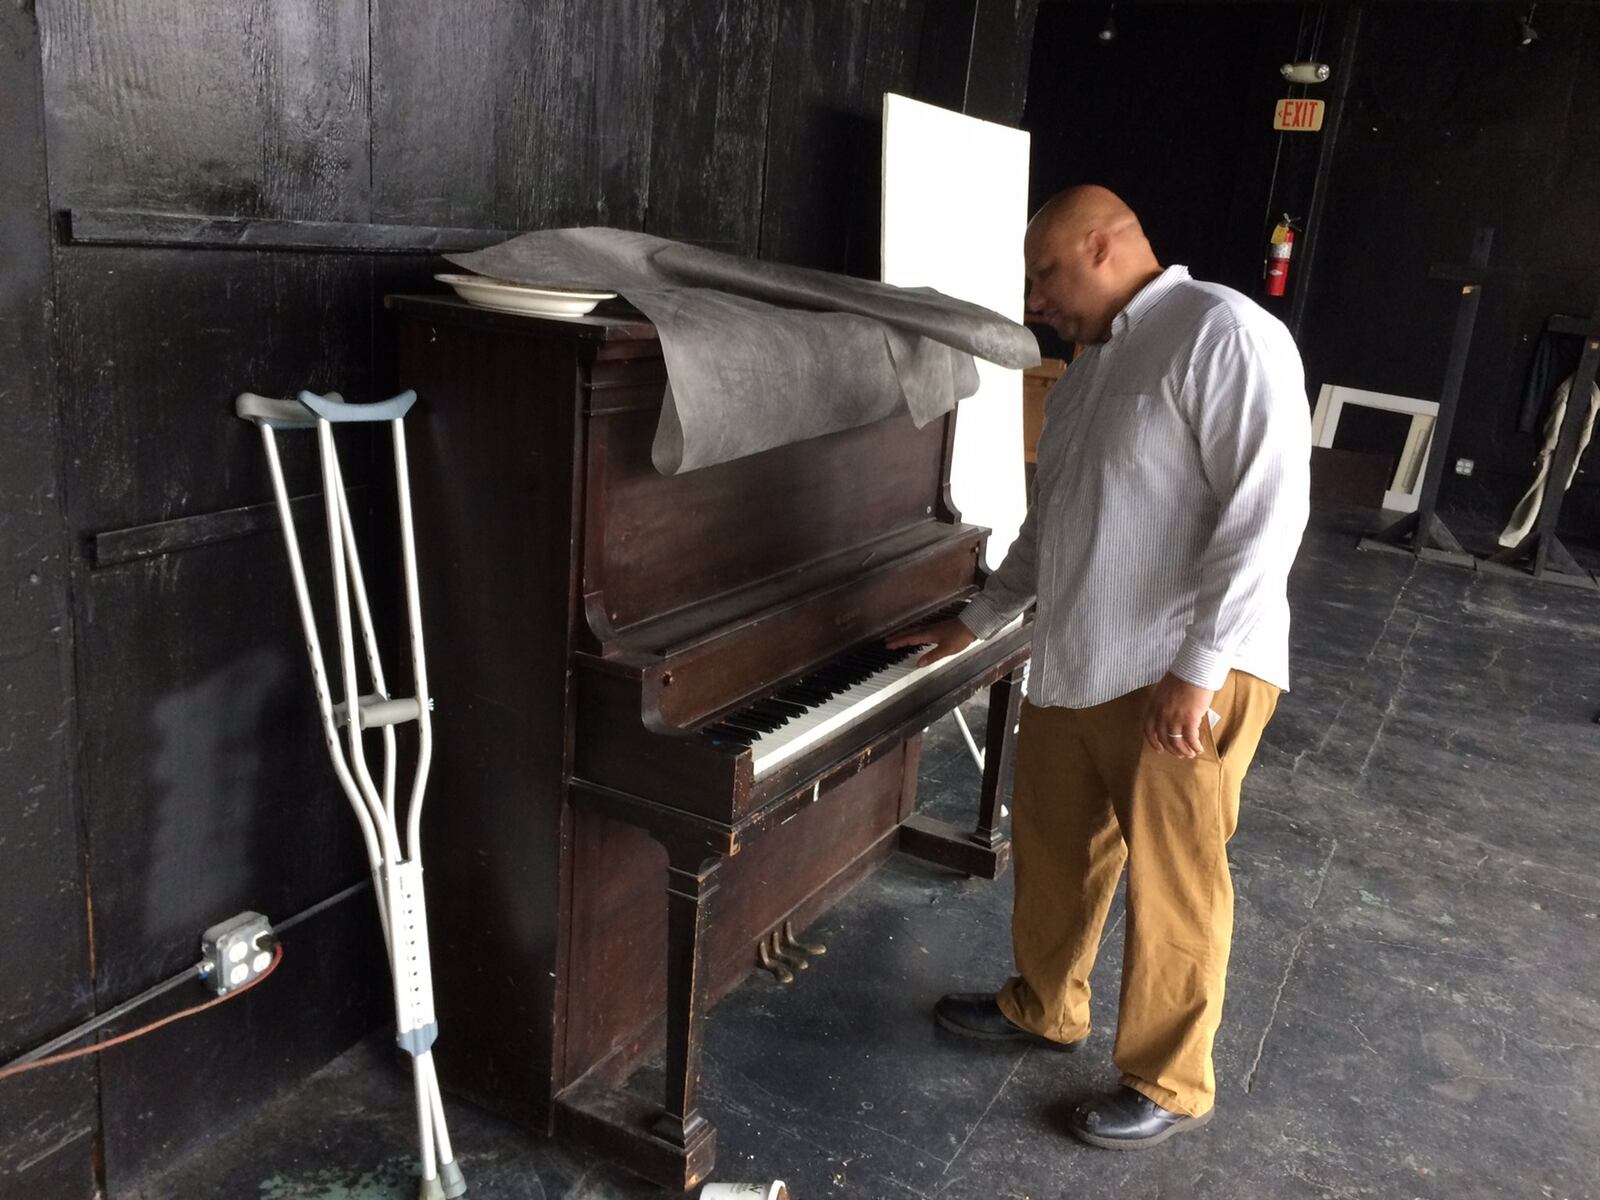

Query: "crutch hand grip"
left=236, top=390, right=344, bottom=429
left=235, top=389, right=416, bottom=428
left=299, top=389, right=417, bottom=424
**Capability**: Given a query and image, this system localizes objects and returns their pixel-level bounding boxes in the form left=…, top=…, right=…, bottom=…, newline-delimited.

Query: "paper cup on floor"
left=699, top=1182, right=789, bottom=1200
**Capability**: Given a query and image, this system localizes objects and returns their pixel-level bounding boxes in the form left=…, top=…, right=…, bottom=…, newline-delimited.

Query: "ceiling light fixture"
left=1519, top=4, right=1539, bottom=46
left=1098, top=4, right=1117, bottom=43
left=1280, top=62, right=1331, bottom=84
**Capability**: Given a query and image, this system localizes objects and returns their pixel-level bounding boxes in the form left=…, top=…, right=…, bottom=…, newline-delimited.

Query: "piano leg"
left=653, top=843, right=723, bottom=1152
left=898, top=665, right=1021, bottom=879
left=553, top=836, right=723, bottom=1191
left=974, top=665, right=1025, bottom=850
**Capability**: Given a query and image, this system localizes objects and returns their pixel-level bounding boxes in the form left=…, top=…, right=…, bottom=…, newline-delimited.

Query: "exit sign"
left=1274, top=98, right=1325, bottom=131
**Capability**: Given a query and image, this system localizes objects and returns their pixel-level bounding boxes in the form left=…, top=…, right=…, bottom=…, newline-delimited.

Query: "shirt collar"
left=1109, top=265, right=1190, bottom=339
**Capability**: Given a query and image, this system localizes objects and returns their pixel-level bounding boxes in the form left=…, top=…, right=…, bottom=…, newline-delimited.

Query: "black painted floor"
left=130, top=508, right=1600, bottom=1200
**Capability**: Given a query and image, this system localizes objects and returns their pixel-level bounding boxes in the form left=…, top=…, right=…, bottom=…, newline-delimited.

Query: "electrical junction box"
left=200, top=911, right=275, bottom=995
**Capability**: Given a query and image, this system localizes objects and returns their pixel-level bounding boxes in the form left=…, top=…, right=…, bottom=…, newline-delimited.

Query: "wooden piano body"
left=391, top=295, right=1030, bottom=1190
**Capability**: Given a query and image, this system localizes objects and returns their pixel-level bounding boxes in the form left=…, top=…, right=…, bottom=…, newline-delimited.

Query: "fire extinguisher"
left=1265, top=215, right=1299, bottom=297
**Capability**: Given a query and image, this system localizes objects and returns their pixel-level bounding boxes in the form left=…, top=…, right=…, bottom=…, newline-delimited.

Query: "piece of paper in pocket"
left=1206, top=707, right=1221, bottom=731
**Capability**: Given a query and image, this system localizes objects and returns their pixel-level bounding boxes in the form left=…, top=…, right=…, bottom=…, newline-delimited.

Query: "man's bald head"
left=1028, top=185, right=1144, bottom=247
left=1023, top=186, right=1163, bottom=344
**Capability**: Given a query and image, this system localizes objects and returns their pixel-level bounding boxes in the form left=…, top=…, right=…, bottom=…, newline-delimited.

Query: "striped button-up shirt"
left=960, top=265, right=1311, bottom=708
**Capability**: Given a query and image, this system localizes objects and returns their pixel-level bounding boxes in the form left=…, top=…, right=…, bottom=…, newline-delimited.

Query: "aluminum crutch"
left=236, top=388, right=464, bottom=1200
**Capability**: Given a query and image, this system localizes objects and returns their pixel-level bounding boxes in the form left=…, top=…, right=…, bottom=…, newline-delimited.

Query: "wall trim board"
left=61, top=209, right=515, bottom=255
left=87, top=491, right=345, bottom=568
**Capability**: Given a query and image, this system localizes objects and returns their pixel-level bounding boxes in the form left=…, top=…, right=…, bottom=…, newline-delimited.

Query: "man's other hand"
left=1141, top=673, right=1216, bottom=759
left=884, top=618, right=976, bottom=667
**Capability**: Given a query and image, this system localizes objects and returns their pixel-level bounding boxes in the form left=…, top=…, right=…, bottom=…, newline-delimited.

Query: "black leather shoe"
left=933, top=993, right=1083, bottom=1052
left=1067, top=1086, right=1213, bottom=1149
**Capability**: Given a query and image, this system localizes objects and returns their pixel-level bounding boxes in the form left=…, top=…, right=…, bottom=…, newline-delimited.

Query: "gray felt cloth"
left=446, top=228, right=1040, bottom=474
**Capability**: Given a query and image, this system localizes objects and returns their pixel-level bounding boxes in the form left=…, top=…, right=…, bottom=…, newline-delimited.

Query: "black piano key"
left=746, top=704, right=795, bottom=726
left=752, top=697, right=799, bottom=714
left=784, top=687, right=832, bottom=705
left=762, top=699, right=810, bottom=717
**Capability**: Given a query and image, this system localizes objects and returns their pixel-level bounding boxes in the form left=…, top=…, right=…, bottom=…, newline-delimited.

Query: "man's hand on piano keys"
left=884, top=618, right=976, bottom=668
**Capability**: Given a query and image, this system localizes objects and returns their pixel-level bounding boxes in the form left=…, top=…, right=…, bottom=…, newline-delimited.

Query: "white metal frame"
left=1311, top=384, right=1439, bottom=513
left=236, top=389, right=463, bottom=1200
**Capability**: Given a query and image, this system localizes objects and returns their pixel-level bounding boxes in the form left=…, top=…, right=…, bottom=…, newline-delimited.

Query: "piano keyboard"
left=703, top=606, right=1023, bottom=778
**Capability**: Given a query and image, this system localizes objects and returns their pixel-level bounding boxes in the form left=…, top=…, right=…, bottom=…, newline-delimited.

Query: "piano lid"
left=446, top=228, right=1039, bottom=475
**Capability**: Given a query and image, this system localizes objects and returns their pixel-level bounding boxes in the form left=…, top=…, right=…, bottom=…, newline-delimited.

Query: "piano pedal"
left=757, top=937, right=795, bottom=984
left=769, top=928, right=810, bottom=975
left=781, top=919, right=826, bottom=959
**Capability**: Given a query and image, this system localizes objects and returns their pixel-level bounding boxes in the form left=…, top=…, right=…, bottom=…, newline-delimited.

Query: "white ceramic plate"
left=434, top=273, right=617, bottom=317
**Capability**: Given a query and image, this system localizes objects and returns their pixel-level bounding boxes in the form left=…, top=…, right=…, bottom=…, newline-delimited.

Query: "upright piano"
left=390, top=295, right=1032, bottom=1190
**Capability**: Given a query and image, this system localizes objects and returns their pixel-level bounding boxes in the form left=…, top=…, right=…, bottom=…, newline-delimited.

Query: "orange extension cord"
left=0, top=944, right=283, bottom=1083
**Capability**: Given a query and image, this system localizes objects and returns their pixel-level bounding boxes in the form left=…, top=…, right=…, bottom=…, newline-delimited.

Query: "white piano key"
left=750, top=616, right=1023, bottom=778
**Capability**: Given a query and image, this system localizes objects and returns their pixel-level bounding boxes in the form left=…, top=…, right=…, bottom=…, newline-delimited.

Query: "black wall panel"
left=79, top=535, right=390, bottom=1193
left=760, top=0, right=874, bottom=269
left=1296, top=3, right=1600, bottom=530
left=372, top=0, right=668, bottom=232
left=1025, top=3, right=1316, bottom=305
left=0, top=1, right=96, bottom=1195
left=50, top=239, right=393, bottom=1187
left=647, top=0, right=784, bottom=253
left=919, top=0, right=1041, bottom=128
left=40, top=0, right=372, bottom=220
left=1026, top=2, right=1600, bottom=538
left=369, top=0, right=509, bottom=226
left=53, top=250, right=375, bottom=533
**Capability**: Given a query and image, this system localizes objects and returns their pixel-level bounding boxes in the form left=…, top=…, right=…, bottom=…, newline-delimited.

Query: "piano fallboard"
left=572, top=612, right=1031, bottom=831
left=579, top=521, right=985, bottom=733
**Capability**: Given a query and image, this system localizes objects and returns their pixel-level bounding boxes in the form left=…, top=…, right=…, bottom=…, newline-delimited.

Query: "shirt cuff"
left=958, top=594, right=1014, bottom=640
left=1170, top=637, right=1231, bottom=691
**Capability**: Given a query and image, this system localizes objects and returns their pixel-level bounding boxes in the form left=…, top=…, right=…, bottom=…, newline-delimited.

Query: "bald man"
left=889, top=186, right=1310, bottom=1148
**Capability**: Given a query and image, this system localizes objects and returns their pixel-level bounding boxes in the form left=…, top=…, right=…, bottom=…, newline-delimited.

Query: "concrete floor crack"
left=1347, top=1016, right=1381, bottom=1059
left=941, top=1047, right=1029, bottom=1177
left=1353, top=614, right=1424, bottom=784
left=1243, top=837, right=1338, bottom=1093
left=1290, top=564, right=1419, bottom=779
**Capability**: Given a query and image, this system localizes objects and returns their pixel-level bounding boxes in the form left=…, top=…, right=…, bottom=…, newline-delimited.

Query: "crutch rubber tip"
left=418, top=1176, right=447, bottom=1200
left=440, top=1161, right=467, bottom=1198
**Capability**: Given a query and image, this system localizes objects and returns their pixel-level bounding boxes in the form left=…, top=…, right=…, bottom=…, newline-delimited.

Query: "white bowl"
left=434, top=273, right=617, bottom=317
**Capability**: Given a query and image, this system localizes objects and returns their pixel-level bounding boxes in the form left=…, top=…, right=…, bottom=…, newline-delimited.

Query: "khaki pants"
left=995, top=670, right=1280, bottom=1117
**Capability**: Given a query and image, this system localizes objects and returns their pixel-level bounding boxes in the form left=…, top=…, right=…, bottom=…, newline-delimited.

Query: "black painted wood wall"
left=1026, top=1, right=1600, bottom=538
left=1295, top=2, right=1600, bottom=531
left=0, top=6, right=94, bottom=1198
left=1025, top=0, right=1322, bottom=318
left=0, top=2, right=1038, bottom=1197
